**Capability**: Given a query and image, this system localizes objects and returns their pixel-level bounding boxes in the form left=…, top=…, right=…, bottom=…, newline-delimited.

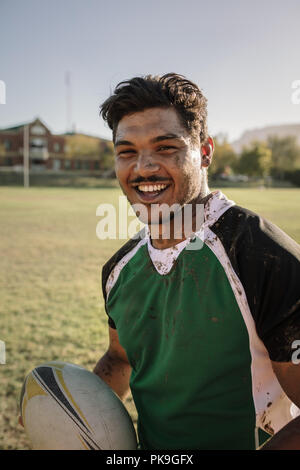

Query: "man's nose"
left=135, top=151, right=160, bottom=175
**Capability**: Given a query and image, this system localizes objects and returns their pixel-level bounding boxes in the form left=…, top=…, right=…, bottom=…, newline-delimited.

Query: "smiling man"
left=94, top=73, right=300, bottom=450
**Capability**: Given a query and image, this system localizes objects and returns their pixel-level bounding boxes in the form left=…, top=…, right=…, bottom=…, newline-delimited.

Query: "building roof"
left=0, top=117, right=50, bottom=133
left=60, top=131, right=111, bottom=143
left=0, top=122, right=31, bottom=132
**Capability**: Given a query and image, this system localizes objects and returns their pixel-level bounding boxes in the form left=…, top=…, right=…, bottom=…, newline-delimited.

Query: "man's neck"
left=149, top=191, right=213, bottom=250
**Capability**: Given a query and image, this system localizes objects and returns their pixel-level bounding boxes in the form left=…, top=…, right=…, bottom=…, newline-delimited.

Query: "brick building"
left=0, top=117, right=114, bottom=172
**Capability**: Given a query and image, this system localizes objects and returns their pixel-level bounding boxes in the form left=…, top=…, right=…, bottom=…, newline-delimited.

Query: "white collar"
left=145, top=190, right=235, bottom=275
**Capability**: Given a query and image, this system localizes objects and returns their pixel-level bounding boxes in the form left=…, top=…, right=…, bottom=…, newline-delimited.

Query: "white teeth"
left=137, top=183, right=167, bottom=192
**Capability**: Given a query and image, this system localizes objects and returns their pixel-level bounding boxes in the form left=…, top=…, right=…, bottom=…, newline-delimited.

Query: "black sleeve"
left=107, top=316, right=117, bottom=329
left=211, top=205, right=300, bottom=362
left=101, top=228, right=147, bottom=330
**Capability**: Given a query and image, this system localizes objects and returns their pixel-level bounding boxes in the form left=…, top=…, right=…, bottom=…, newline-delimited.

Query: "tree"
left=237, top=141, right=272, bottom=178
left=100, top=141, right=115, bottom=170
left=0, top=142, right=5, bottom=157
left=64, top=134, right=100, bottom=157
left=64, top=134, right=115, bottom=172
left=267, top=135, right=300, bottom=180
left=209, top=134, right=237, bottom=177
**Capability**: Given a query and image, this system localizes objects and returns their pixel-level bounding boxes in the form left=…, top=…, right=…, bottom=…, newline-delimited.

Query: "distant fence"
left=0, top=169, right=118, bottom=188
left=209, top=176, right=296, bottom=188
left=0, top=169, right=297, bottom=189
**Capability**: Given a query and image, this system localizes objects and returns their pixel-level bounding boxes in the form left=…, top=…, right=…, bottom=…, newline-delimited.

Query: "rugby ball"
left=20, top=361, right=137, bottom=450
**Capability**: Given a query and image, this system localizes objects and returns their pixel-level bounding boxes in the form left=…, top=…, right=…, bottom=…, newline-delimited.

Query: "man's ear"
left=201, top=136, right=214, bottom=167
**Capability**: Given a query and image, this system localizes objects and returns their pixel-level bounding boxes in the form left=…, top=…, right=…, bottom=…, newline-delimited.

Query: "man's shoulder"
left=101, top=227, right=147, bottom=300
left=211, top=203, right=300, bottom=261
left=210, top=203, right=300, bottom=361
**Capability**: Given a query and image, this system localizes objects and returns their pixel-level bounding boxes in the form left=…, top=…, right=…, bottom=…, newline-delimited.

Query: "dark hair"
left=100, top=73, right=208, bottom=145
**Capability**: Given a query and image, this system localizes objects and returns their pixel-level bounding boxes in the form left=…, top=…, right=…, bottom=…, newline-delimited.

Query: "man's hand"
left=93, top=326, right=132, bottom=400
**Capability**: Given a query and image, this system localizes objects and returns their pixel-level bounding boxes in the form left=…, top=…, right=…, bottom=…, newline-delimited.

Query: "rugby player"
left=94, top=73, right=300, bottom=450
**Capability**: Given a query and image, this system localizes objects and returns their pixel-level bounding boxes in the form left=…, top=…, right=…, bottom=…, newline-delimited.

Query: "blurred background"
left=0, top=0, right=300, bottom=449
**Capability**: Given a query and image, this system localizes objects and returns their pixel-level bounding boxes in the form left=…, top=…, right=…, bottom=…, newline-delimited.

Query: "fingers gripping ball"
left=20, top=361, right=137, bottom=450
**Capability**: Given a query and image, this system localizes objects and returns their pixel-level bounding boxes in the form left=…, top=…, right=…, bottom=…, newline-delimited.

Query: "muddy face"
left=114, top=107, right=207, bottom=226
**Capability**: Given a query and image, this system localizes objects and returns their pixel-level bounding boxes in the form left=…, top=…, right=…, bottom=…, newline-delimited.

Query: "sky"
left=0, top=0, right=300, bottom=143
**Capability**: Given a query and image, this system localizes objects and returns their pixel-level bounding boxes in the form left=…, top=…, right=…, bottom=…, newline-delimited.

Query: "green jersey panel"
left=107, top=238, right=256, bottom=450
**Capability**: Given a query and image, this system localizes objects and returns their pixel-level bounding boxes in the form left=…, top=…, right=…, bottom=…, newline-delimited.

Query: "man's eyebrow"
left=114, top=139, right=134, bottom=147
left=114, top=134, right=181, bottom=147
left=150, top=134, right=181, bottom=143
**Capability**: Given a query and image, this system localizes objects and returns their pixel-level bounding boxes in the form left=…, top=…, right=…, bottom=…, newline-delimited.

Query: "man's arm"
left=93, top=326, right=132, bottom=401
left=261, top=361, right=300, bottom=450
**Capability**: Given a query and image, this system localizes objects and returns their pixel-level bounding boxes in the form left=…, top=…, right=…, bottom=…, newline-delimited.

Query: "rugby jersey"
left=101, top=190, right=300, bottom=450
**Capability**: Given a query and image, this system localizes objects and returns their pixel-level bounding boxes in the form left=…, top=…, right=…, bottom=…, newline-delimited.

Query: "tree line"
left=209, top=134, right=300, bottom=186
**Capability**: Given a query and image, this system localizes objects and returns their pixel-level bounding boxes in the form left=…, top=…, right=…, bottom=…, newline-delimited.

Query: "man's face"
left=114, top=107, right=205, bottom=225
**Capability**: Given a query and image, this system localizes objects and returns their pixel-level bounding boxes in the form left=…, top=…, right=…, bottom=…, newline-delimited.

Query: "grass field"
left=0, top=186, right=299, bottom=450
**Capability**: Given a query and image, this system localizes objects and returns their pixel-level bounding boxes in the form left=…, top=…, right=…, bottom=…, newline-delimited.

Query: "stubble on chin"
left=176, top=165, right=207, bottom=207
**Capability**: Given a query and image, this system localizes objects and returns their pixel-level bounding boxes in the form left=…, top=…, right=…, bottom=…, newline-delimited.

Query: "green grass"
left=0, top=186, right=299, bottom=450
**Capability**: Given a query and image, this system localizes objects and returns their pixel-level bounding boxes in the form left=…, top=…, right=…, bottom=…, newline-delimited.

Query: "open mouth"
left=134, top=183, right=171, bottom=199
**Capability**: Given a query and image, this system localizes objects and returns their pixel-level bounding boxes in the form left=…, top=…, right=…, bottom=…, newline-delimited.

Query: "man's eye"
left=157, top=146, right=176, bottom=152
left=118, top=150, right=136, bottom=157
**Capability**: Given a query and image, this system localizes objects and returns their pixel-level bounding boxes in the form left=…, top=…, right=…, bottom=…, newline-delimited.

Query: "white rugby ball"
left=20, top=361, right=137, bottom=450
